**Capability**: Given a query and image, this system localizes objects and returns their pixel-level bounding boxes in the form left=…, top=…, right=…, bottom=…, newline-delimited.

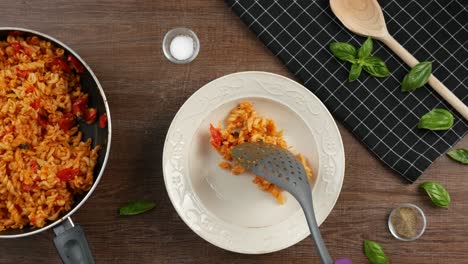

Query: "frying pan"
left=0, top=27, right=111, bottom=264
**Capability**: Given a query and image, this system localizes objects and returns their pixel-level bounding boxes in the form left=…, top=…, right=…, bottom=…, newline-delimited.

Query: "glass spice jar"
left=388, top=203, right=427, bottom=241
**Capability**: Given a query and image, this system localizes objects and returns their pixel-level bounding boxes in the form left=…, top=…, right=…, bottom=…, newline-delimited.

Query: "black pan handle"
left=53, top=217, right=95, bottom=264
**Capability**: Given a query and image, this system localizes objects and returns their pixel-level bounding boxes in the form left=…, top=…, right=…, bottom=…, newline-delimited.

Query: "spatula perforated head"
left=232, top=142, right=334, bottom=264
left=231, top=142, right=311, bottom=197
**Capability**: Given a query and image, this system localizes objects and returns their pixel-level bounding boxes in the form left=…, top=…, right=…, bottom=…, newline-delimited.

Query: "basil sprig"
left=330, top=37, right=390, bottom=82
left=119, top=201, right=156, bottom=216
left=447, top=148, right=468, bottom=164
left=401, top=61, right=432, bottom=92
left=420, top=182, right=451, bottom=208
left=364, top=240, right=388, bottom=264
left=418, top=108, right=454, bottom=130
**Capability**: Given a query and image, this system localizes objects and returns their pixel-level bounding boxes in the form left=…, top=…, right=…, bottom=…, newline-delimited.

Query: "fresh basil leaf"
left=362, top=56, right=390, bottom=77
left=119, top=201, right=156, bottom=216
left=420, top=182, right=451, bottom=208
left=447, top=148, right=468, bottom=165
left=358, top=37, right=373, bottom=58
left=330, top=42, right=357, bottom=63
left=418, top=108, right=454, bottom=130
left=401, top=61, right=432, bottom=92
left=349, top=63, right=362, bottom=82
left=364, top=240, right=388, bottom=264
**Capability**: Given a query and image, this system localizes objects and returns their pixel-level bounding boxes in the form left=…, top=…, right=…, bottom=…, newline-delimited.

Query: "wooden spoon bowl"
left=330, top=0, right=387, bottom=39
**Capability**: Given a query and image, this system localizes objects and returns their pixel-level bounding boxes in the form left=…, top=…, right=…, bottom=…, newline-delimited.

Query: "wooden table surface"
left=1, top=1, right=467, bottom=263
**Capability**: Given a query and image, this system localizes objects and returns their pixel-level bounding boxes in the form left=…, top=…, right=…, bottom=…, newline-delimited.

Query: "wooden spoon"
left=330, top=0, right=468, bottom=120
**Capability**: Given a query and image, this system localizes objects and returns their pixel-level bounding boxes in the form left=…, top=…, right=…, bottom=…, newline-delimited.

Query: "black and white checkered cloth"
left=226, top=0, right=468, bottom=182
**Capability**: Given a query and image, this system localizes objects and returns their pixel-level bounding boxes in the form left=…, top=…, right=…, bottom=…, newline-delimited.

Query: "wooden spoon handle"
left=380, top=35, right=468, bottom=120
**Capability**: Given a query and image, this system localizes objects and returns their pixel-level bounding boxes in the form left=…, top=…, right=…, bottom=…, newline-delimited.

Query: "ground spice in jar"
left=391, top=206, right=418, bottom=238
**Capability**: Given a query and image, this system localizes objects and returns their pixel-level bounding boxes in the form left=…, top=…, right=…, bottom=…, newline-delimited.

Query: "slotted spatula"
left=232, top=142, right=334, bottom=264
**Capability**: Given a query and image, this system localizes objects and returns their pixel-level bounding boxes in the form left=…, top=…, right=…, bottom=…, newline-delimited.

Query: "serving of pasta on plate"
left=209, top=101, right=313, bottom=204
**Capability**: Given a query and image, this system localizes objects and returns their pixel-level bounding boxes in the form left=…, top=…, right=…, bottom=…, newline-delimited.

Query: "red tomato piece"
left=30, top=160, right=39, bottom=173
left=99, top=113, right=107, bottom=128
left=24, top=47, right=32, bottom=56
left=11, top=42, right=21, bottom=53
left=209, top=124, right=223, bottom=148
left=22, top=183, right=34, bottom=191
left=30, top=99, right=41, bottom=110
left=58, top=113, right=76, bottom=131
left=72, top=96, right=88, bottom=117
left=56, top=168, right=79, bottom=181
left=50, top=58, right=71, bottom=73
left=67, top=55, right=84, bottom=73
left=84, top=108, right=97, bottom=124
left=16, top=69, right=28, bottom=78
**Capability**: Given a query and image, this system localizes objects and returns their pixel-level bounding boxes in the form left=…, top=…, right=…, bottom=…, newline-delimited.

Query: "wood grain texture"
left=0, top=0, right=467, bottom=263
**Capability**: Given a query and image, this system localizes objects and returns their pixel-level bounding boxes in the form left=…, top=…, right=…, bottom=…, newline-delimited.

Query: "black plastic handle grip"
left=53, top=224, right=95, bottom=264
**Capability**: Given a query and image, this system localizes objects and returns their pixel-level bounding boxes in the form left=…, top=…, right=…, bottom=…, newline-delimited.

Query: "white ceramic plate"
left=163, top=71, right=345, bottom=254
